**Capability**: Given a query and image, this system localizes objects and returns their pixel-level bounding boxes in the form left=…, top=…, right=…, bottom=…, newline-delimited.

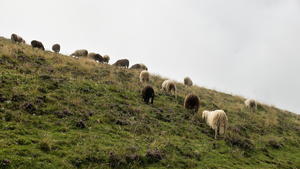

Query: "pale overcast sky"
left=1, top=0, right=300, bottom=114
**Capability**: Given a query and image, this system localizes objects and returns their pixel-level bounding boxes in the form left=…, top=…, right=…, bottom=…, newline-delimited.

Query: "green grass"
left=0, top=36, right=300, bottom=168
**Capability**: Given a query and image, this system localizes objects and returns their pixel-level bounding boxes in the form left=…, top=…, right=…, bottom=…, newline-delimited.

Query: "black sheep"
left=94, top=54, right=103, bottom=63
left=142, top=85, right=155, bottom=104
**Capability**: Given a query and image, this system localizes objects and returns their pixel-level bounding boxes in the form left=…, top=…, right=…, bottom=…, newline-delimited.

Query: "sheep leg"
left=151, top=95, right=154, bottom=104
left=215, top=127, right=218, bottom=140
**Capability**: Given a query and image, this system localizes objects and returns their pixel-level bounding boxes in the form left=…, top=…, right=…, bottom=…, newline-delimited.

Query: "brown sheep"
left=31, top=40, right=45, bottom=51
left=52, top=44, right=60, bottom=53
left=11, top=33, right=25, bottom=44
left=184, top=93, right=201, bottom=115
left=142, top=85, right=155, bottom=104
left=113, top=59, right=129, bottom=68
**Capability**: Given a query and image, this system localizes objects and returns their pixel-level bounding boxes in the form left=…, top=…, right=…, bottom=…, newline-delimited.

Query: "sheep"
left=113, top=59, right=129, bottom=68
left=184, top=93, right=201, bottom=115
left=184, top=77, right=193, bottom=87
left=94, top=54, right=103, bottom=63
left=130, top=63, right=148, bottom=70
left=52, top=44, right=60, bottom=53
left=103, top=55, right=110, bottom=64
left=140, top=63, right=148, bottom=71
left=140, top=70, right=150, bottom=83
left=70, top=49, right=88, bottom=58
left=130, top=64, right=142, bottom=70
left=88, top=52, right=96, bottom=59
left=161, top=80, right=177, bottom=98
left=245, top=99, right=257, bottom=111
left=142, top=85, right=155, bottom=104
left=31, top=40, right=45, bottom=51
left=202, top=110, right=228, bottom=140
left=11, top=33, right=25, bottom=44
left=88, top=52, right=103, bottom=62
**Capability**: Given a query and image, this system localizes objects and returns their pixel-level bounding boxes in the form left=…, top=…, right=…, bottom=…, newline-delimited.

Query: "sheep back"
left=184, top=93, right=200, bottom=114
left=31, top=40, right=45, bottom=51
left=52, top=44, right=60, bottom=53
left=142, top=85, right=155, bottom=104
left=139, top=70, right=150, bottom=83
left=130, top=64, right=142, bottom=70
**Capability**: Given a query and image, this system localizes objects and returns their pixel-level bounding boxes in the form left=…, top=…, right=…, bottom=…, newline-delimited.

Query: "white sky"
left=1, top=0, right=300, bottom=114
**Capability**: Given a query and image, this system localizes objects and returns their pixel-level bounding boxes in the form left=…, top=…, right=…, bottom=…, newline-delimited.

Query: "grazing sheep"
left=184, top=93, right=201, bottom=115
left=31, top=40, right=45, bottom=51
left=184, top=77, right=193, bottom=87
left=161, top=80, right=177, bottom=98
left=52, top=44, right=60, bottom=53
left=88, top=52, right=96, bottom=59
left=11, top=33, right=25, bottom=44
left=103, top=55, right=110, bottom=64
left=245, top=99, right=257, bottom=110
left=94, top=54, right=103, bottom=63
left=140, top=70, right=150, bottom=83
left=88, top=52, right=103, bottom=62
left=70, top=49, right=88, bottom=58
left=130, top=63, right=148, bottom=70
left=140, top=63, right=148, bottom=71
left=142, top=85, right=155, bottom=104
left=113, top=59, right=129, bottom=68
left=202, top=110, right=228, bottom=140
left=130, top=64, right=142, bottom=70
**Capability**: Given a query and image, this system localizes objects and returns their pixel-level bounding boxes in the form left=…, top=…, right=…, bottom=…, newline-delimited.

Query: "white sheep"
left=184, top=77, right=193, bottom=87
left=139, top=70, right=150, bottom=83
left=245, top=99, right=257, bottom=111
left=202, top=110, right=228, bottom=140
left=161, top=80, right=177, bottom=98
left=139, top=63, right=148, bottom=71
left=70, top=49, right=88, bottom=58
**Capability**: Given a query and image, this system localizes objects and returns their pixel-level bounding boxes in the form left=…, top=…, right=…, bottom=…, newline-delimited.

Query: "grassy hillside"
left=0, top=36, right=300, bottom=168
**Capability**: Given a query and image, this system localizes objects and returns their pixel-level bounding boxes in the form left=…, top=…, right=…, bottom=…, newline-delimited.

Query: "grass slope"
left=0, top=36, right=300, bottom=168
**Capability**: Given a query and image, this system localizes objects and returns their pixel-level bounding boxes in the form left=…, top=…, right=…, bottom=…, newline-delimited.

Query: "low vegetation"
left=0, top=36, right=300, bottom=168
